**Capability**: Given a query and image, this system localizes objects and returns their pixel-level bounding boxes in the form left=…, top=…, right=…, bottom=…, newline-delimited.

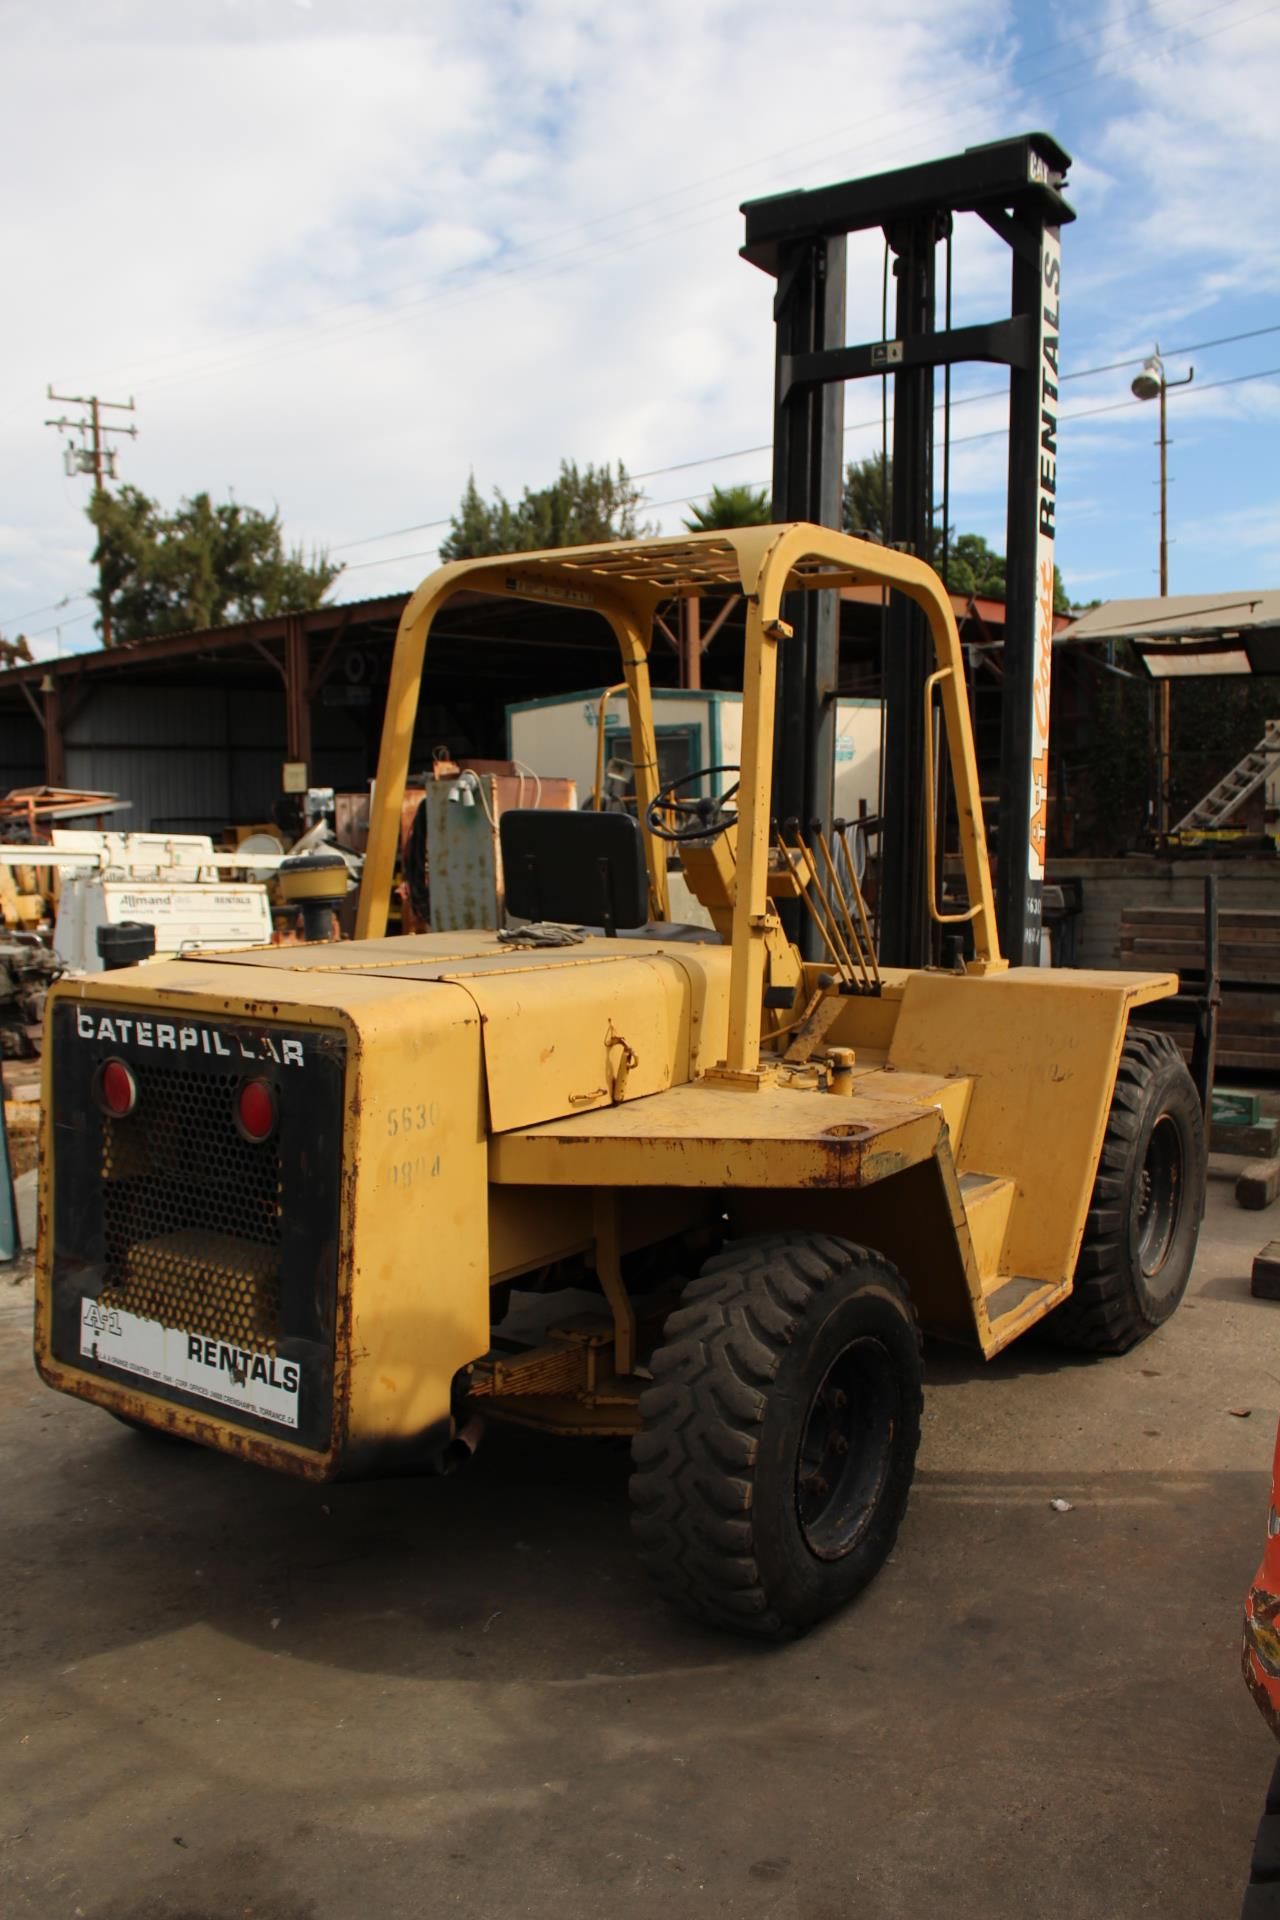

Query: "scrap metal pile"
left=0, top=937, right=59, bottom=1058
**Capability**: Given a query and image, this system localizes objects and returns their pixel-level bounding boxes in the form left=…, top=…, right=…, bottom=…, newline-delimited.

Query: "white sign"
left=80, top=1298, right=300, bottom=1428
left=1028, top=225, right=1062, bottom=886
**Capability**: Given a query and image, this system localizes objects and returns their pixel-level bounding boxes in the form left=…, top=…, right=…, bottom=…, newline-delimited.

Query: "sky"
left=1, top=0, right=1278, bottom=661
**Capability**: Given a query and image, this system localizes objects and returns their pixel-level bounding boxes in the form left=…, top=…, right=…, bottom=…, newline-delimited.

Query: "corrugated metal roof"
left=1059, top=590, right=1280, bottom=643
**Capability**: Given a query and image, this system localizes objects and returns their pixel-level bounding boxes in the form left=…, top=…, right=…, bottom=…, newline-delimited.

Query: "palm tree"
left=682, top=484, right=771, bottom=532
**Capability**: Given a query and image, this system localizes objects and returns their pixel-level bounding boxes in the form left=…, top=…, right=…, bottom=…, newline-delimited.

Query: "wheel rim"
left=1137, top=1111, right=1184, bottom=1280
left=795, top=1336, right=899, bottom=1562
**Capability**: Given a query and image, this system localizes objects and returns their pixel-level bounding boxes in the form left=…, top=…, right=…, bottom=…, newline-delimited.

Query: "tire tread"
left=631, top=1232, right=921, bottom=1638
left=1049, top=1026, right=1204, bottom=1355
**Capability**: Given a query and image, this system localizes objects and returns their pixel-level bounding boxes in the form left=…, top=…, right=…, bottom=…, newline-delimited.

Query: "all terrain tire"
left=1048, top=1026, right=1205, bottom=1355
left=631, top=1233, right=922, bottom=1638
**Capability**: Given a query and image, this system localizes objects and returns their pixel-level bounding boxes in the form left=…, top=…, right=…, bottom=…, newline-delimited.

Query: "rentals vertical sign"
left=1028, top=228, right=1061, bottom=895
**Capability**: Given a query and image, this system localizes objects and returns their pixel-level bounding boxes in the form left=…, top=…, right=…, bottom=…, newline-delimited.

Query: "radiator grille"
left=100, top=1065, right=283, bottom=1352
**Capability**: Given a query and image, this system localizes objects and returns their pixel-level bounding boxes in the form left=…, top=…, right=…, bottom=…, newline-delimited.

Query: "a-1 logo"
left=83, top=1301, right=123, bottom=1337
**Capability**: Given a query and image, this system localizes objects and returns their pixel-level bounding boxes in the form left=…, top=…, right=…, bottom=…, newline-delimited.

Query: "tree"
left=843, top=453, right=891, bottom=544
left=682, top=484, right=771, bottom=532
left=945, top=531, right=1006, bottom=600
left=87, top=486, right=341, bottom=644
left=842, top=454, right=1070, bottom=612
left=440, top=460, right=649, bottom=562
left=0, top=632, right=32, bottom=669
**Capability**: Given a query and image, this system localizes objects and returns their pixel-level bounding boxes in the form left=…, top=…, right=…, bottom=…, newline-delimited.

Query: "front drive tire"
left=1049, top=1027, right=1206, bottom=1355
left=630, top=1233, right=922, bottom=1639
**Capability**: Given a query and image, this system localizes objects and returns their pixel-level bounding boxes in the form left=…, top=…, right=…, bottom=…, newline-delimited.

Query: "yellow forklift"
left=33, top=520, right=1204, bottom=1636
left=34, top=136, right=1207, bottom=1635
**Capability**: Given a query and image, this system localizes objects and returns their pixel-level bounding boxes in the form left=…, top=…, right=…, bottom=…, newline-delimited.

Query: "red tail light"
left=236, top=1077, right=277, bottom=1143
left=97, top=1058, right=137, bottom=1118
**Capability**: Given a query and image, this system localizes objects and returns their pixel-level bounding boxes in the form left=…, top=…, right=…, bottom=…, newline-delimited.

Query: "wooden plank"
left=1251, top=1242, right=1280, bottom=1298
left=1119, top=916, right=1280, bottom=933
left=1121, top=907, right=1280, bottom=929
left=1238, top=1160, right=1280, bottom=1211
left=1144, top=1003, right=1280, bottom=1020
left=1144, top=1036, right=1280, bottom=1072
left=1121, top=924, right=1280, bottom=946
left=1121, top=952, right=1280, bottom=981
left=1120, top=928, right=1280, bottom=947
left=1211, top=1118, right=1279, bottom=1157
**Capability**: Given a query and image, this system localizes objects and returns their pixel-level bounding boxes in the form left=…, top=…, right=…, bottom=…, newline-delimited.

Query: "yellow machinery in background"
left=34, top=525, right=1205, bottom=1637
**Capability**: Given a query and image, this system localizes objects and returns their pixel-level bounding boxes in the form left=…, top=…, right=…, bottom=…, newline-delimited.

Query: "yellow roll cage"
left=356, top=522, right=1005, bottom=1076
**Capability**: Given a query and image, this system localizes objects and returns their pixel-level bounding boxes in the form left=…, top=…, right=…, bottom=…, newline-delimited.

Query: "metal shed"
left=0, top=579, right=1027, bottom=837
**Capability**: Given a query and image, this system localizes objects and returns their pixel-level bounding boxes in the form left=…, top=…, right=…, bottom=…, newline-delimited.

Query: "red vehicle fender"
left=1244, top=1418, right=1280, bottom=1740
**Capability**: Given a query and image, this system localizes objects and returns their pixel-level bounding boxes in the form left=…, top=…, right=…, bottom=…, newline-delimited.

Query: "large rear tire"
left=1048, top=1027, right=1205, bottom=1355
left=630, top=1233, right=922, bottom=1638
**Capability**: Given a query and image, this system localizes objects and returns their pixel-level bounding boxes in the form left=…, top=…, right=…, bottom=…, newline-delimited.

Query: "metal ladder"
left=1173, top=721, right=1280, bottom=833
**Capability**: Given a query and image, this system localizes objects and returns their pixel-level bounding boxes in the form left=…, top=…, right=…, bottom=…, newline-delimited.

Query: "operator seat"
left=498, top=809, right=719, bottom=942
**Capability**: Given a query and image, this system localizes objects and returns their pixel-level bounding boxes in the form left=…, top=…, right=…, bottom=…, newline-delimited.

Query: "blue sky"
left=1, top=0, right=1277, bottom=659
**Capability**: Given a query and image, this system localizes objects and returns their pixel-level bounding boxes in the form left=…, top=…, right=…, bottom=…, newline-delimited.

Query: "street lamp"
left=1131, top=348, right=1195, bottom=834
left=1131, top=348, right=1195, bottom=595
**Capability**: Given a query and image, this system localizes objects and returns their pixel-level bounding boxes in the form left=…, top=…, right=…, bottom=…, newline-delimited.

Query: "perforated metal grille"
left=100, top=1065, right=282, bottom=1352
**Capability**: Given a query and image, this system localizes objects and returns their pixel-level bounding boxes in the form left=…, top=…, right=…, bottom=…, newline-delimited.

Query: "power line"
left=629, top=317, right=1280, bottom=479
left=325, top=320, right=1280, bottom=558
left=944, top=360, right=1280, bottom=449
left=341, top=547, right=443, bottom=575
left=0, top=590, right=93, bottom=630
left=329, top=356, right=1280, bottom=591
left=330, top=515, right=452, bottom=554
left=19, top=610, right=96, bottom=641
left=1055, top=320, right=1280, bottom=384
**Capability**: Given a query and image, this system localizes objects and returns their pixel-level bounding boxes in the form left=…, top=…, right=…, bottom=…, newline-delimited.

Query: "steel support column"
left=878, top=215, right=940, bottom=967
left=283, top=614, right=312, bottom=778
left=43, top=679, right=66, bottom=787
left=769, top=235, right=846, bottom=952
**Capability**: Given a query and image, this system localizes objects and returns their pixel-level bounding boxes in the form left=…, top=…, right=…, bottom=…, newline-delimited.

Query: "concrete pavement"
left=2, top=1177, right=1277, bottom=1919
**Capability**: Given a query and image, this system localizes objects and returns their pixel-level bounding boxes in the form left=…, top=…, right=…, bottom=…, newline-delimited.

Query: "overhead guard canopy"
left=357, top=523, right=1003, bottom=1077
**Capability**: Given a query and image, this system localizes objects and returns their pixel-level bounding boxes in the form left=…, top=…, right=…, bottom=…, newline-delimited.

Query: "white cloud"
left=0, top=0, right=1274, bottom=639
left=1186, top=497, right=1280, bottom=558
left=1093, top=0, right=1280, bottom=303
left=1, top=0, right=1033, bottom=631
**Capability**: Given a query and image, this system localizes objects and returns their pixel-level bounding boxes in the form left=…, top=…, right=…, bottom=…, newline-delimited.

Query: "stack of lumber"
left=1121, top=905, right=1280, bottom=1073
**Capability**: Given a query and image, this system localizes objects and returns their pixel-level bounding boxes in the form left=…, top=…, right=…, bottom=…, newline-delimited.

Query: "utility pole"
left=44, top=388, right=138, bottom=648
left=1131, top=351, right=1194, bottom=835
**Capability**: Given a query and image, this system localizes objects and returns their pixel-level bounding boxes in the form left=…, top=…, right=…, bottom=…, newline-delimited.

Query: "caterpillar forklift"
left=33, top=137, right=1205, bottom=1636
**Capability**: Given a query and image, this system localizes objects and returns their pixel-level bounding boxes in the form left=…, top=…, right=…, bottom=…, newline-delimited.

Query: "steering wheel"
left=645, top=766, right=741, bottom=844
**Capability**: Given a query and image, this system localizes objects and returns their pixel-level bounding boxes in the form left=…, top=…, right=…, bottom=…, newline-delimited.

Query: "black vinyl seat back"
left=499, top=808, right=650, bottom=936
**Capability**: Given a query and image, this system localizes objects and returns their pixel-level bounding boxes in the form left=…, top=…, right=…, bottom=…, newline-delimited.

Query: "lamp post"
left=1132, top=348, right=1194, bottom=834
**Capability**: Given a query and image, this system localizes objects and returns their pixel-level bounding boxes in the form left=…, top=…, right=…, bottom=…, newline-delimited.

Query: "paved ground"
left=2, top=1175, right=1278, bottom=1920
